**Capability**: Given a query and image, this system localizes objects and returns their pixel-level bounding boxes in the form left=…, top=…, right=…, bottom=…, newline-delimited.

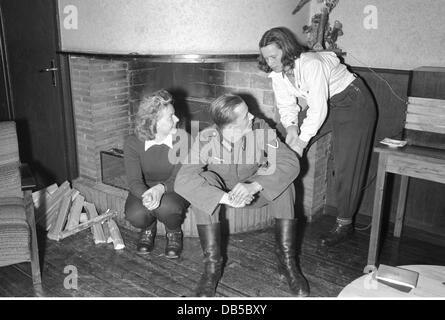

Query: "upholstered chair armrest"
left=0, top=121, right=20, bottom=164
left=20, top=163, right=37, bottom=191
left=0, top=121, right=22, bottom=198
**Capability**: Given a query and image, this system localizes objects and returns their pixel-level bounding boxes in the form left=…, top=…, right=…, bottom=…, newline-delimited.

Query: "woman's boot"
left=194, top=223, right=223, bottom=297
left=165, top=228, right=183, bottom=259
left=275, top=218, right=310, bottom=297
left=136, top=220, right=157, bottom=254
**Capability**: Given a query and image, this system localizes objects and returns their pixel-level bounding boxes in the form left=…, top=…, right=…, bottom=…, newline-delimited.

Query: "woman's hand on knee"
left=142, top=184, right=165, bottom=210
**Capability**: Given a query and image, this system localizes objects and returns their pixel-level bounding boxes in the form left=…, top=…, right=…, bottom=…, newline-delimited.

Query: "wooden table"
left=364, top=145, right=445, bottom=273
left=339, top=265, right=445, bottom=297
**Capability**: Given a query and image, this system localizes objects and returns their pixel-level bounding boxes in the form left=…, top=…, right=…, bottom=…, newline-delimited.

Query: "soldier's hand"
left=230, top=194, right=250, bottom=208
left=220, top=193, right=249, bottom=208
left=230, top=182, right=261, bottom=200
left=240, top=195, right=254, bottom=205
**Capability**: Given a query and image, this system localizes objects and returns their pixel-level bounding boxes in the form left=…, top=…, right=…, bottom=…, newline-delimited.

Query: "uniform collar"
left=144, top=134, right=173, bottom=151
left=209, top=118, right=258, bottom=152
left=221, top=138, right=234, bottom=152
left=220, top=129, right=255, bottom=152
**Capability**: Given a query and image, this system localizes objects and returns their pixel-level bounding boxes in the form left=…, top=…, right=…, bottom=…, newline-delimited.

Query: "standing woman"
left=124, top=89, right=189, bottom=258
left=258, top=27, right=376, bottom=247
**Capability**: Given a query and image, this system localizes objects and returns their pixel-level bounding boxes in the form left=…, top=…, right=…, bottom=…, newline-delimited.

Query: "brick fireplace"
left=68, top=55, right=331, bottom=234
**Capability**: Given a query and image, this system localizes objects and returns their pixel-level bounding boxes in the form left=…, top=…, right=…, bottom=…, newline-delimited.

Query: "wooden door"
left=0, top=7, right=12, bottom=121
left=0, top=0, right=76, bottom=188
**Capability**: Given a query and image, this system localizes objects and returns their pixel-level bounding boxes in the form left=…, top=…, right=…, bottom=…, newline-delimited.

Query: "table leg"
left=394, top=175, right=409, bottom=238
left=364, top=153, right=388, bottom=273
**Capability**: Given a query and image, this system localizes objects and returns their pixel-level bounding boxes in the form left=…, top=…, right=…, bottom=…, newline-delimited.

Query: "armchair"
left=0, top=121, right=41, bottom=286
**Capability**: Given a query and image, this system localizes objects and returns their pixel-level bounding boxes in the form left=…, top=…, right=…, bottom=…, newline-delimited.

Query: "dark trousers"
left=192, top=171, right=296, bottom=225
left=125, top=192, right=189, bottom=231
left=329, top=77, right=377, bottom=221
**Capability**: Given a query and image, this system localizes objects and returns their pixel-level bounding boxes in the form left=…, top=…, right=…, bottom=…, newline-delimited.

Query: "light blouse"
left=268, top=51, right=355, bottom=143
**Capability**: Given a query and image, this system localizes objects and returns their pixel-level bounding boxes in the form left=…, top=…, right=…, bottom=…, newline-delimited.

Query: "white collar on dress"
left=144, top=134, right=173, bottom=151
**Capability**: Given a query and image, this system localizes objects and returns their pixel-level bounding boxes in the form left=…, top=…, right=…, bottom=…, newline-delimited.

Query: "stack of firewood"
left=32, top=181, right=125, bottom=250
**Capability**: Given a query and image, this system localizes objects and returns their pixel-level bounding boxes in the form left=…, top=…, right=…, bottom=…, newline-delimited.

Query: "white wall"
left=309, top=0, right=445, bottom=70
left=57, top=0, right=309, bottom=55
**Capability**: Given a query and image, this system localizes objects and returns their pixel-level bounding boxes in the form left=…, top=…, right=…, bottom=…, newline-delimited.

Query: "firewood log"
left=36, top=181, right=70, bottom=228
left=101, top=221, right=113, bottom=243
left=32, top=183, right=58, bottom=208
left=79, top=212, right=88, bottom=223
left=58, top=210, right=117, bottom=240
left=47, top=189, right=75, bottom=241
left=84, top=202, right=107, bottom=244
left=65, top=195, right=84, bottom=230
left=107, top=219, right=125, bottom=250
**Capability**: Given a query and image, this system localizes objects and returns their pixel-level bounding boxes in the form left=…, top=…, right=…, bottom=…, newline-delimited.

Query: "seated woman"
left=124, top=89, right=189, bottom=259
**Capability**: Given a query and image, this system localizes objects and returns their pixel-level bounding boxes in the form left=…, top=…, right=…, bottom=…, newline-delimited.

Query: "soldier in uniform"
left=174, top=94, right=309, bottom=297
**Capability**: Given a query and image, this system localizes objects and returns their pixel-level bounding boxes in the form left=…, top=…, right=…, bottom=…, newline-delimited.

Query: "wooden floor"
left=2, top=214, right=445, bottom=298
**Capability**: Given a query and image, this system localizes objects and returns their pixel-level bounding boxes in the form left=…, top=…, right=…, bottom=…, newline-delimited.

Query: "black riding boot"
left=136, top=220, right=157, bottom=254
left=194, top=223, right=223, bottom=297
left=275, top=218, right=310, bottom=297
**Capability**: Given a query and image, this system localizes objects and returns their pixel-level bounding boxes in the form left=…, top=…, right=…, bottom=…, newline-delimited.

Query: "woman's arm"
left=272, top=76, right=300, bottom=129
left=271, top=75, right=303, bottom=154
left=298, top=59, right=329, bottom=144
left=123, top=136, right=148, bottom=199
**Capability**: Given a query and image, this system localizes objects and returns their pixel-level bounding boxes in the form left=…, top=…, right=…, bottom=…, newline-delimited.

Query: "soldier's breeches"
left=191, top=171, right=296, bottom=225
left=263, top=183, right=295, bottom=219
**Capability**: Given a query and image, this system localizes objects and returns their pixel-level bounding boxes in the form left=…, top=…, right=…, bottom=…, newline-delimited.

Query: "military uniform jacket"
left=174, top=118, right=300, bottom=215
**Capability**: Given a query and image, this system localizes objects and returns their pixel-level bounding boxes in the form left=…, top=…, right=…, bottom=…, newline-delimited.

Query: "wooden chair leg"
left=365, top=154, right=388, bottom=273
left=394, top=175, right=409, bottom=238
left=24, top=190, right=42, bottom=285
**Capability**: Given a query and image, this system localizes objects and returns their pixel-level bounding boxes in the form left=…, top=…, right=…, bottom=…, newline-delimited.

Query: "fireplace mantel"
left=60, top=51, right=259, bottom=63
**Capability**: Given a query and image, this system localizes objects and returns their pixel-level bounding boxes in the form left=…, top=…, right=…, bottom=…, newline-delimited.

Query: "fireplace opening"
left=100, top=148, right=127, bottom=190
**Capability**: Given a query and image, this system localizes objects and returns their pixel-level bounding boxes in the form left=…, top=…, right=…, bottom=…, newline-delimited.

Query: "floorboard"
left=1, top=214, right=445, bottom=298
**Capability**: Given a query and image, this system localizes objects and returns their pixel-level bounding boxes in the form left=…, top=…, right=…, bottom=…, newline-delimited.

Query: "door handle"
left=42, top=67, right=58, bottom=72
left=40, top=60, right=58, bottom=87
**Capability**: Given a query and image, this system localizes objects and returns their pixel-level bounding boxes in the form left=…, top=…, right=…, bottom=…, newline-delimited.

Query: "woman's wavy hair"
left=258, top=27, right=306, bottom=73
left=134, top=89, right=173, bottom=141
left=209, top=94, right=245, bottom=129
